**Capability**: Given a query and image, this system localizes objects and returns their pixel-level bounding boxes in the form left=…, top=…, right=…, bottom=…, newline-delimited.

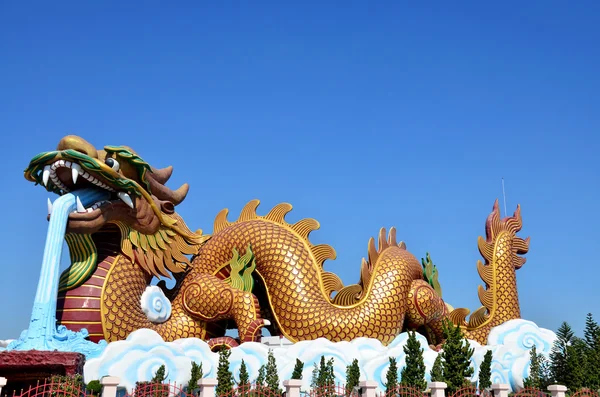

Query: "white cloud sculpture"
left=84, top=319, right=556, bottom=393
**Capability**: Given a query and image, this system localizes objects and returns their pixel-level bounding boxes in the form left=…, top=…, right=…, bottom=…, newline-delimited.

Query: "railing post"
left=198, top=378, right=218, bottom=397
left=548, top=385, right=568, bottom=397
left=0, top=377, right=7, bottom=396
left=359, top=380, right=378, bottom=397
left=101, top=376, right=120, bottom=397
left=491, top=384, right=510, bottom=397
left=428, top=382, right=447, bottom=397
left=284, top=380, right=303, bottom=397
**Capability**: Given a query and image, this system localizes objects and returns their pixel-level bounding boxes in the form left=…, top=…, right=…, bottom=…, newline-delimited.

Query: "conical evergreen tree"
left=478, top=351, right=492, bottom=391
left=550, top=322, right=575, bottom=386
left=583, top=313, right=600, bottom=389
left=238, top=360, right=250, bottom=397
left=311, top=362, right=319, bottom=389
left=345, top=359, right=360, bottom=396
left=565, top=338, right=587, bottom=390
left=430, top=356, right=444, bottom=383
left=291, top=359, right=304, bottom=380
left=440, top=320, right=474, bottom=395
left=400, top=332, right=426, bottom=390
left=216, top=348, right=234, bottom=396
left=317, top=356, right=327, bottom=388
left=256, top=365, right=266, bottom=387
left=152, top=365, right=166, bottom=383
left=188, top=362, right=203, bottom=394
left=524, top=345, right=541, bottom=389
left=265, top=350, right=281, bottom=395
left=325, top=358, right=335, bottom=397
left=385, top=357, right=399, bottom=395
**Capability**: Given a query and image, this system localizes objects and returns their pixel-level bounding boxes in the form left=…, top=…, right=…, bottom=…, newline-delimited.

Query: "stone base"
left=0, top=350, right=85, bottom=394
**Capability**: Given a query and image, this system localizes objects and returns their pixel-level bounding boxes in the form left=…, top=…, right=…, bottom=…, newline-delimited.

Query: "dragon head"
left=25, top=135, right=207, bottom=280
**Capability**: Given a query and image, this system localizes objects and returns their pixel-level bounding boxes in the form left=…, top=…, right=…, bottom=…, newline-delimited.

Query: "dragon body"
left=24, top=135, right=529, bottom=348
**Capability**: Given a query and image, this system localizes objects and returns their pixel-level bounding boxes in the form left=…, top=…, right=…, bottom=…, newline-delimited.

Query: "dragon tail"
left=448, top=200, right=530, bottom=344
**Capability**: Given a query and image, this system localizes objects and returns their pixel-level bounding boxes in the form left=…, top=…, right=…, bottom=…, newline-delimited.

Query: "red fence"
left=571, top=390, right=600, bottom=397
left=376, top=385, right=427, bottom=397
left=514, top=388, right=550, bottom=397
left=217, top=383, right=282, bottom=397
left=309, top=383, right=358, bottom=397
left=10, top=378, right=97, bottom=397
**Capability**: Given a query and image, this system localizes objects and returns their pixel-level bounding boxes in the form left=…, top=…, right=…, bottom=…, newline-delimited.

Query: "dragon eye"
left=105, top=157, right=120, bottom=172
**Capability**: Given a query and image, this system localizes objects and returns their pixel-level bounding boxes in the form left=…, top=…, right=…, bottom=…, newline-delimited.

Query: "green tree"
left=440, top=320, right=474, bottom=395
left=265, top=350, right=281, bottom=395
left=326, top=358, right=336, bottom=397
left=385, top=357, right=399, bottom=395
left=478, top=351, right=492, bottom=391
left=524, top=345, right=552, bottom=390
left=345, top=359, right=361, bottom=396
left=400, top=331, right=427, bottom=390
left=256, top=364, right=266, bottom=387
left=524, top=345, right=542, bottom=389
left=86, top=380, right=102, bottom=395
left=238, top=360, right=250, bottom=397
left=550, top=322, right=575, bottom=386
left=311, top=362, right=319, bottom=389
left=430, top=356, right=444, bottom=383
left=566, top=338, right=587, bottom=390
left=216, top=347, right=234, bottom=396
left=317, top=356, right=328, bottom=389
left=152, top=365, right=167, bottom=383
left=583, top=313, right=600, bottom=389
left=291, top=359, right=304, bottom=380
left=188, top=362, right=203, bottom=394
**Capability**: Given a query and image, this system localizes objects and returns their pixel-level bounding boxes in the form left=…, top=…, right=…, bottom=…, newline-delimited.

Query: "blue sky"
left=0, top=1, right=598, bottom=340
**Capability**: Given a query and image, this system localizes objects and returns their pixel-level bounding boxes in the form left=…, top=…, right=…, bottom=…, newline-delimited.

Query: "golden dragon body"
left=24, top=135, right=529, bottom=348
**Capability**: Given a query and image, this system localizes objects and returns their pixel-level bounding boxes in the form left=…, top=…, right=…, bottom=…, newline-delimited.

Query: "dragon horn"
left=147, top=172, right=189, bottom=205
left=151, top=166, right=174, bottom=184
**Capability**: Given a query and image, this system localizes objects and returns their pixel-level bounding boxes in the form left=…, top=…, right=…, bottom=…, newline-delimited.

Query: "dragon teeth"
left=71, top=164, right=82, bottom=185
left=42, top=166, right=51, bottom=187
left=76, top=196, right=86, bottom=213
left=118, top=192, right=134, bottom=209
left=47, top=198, right=53, bottom=216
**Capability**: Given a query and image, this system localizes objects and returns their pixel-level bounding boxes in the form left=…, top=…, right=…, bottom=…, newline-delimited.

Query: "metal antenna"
left=502, top=177, right=508, bottom=217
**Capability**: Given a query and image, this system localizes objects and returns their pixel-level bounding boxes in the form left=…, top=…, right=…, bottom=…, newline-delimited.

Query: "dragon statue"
left=23, top=135, right=530, bottom=349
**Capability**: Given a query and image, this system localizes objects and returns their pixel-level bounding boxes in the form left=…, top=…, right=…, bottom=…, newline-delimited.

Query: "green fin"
left=224, top=244, right=256, bottom=293
left=59, top=233, right=98, bottom=292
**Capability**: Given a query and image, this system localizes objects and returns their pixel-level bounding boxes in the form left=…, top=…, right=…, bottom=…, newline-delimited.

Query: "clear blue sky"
left=0, top=1, right=598, bottom=340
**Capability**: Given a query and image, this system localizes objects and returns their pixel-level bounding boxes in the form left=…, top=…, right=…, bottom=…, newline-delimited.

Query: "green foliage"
left=311, top=362, right=319, bottom=389
left=86, top=380, right=102, bottom=395
left=400, top=331, right=427, bottom=390
left=345, top=359, right=361, bottom=396
left=238, top=360, right=250, bottom=397
left=584, top=313, right=600, bottom=389
left=440, top=320, right=474, bottom=395
left=478, top=350, right=493, bottom=390
left=550, top=322, right=575, bottom=386
left=47, top=375, right=84, bottom=397
left=188, top=361, right=203, bottom=394
left=523, top=345, right=552, bottom=390
left=256, top=364, right=266, bottom=386
left=291, top=358, right=304, bottom=380
left=152, top=365, right=167, bottom=383
left=216, top=347, right=234, bottom=396
left=430, top=356, right=444, bottom=383
left=265, top=350, right=281, bottom=395
left=315, top=356, right=335, bottom=397
left=385, top=357, right=399, bottom=395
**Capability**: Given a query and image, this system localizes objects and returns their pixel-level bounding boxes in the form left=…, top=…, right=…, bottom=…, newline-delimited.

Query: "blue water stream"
left=6, top=188, right=110, bottom=357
